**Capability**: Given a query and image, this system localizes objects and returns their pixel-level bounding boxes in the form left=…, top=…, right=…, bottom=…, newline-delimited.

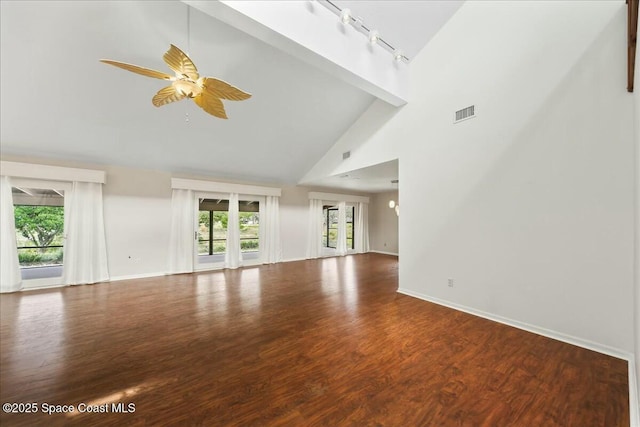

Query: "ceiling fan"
left=100, top=44, right=251, bottom=119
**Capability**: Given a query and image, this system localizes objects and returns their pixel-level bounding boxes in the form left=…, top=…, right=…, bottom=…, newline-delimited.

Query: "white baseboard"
left=109, top=272, right=166, bottom=282
left=629, top=358, right=640, bottom=427
left=114, top=258, right=314, bottom=278
left=370, top=250, right=399, bottom=256
left=282, top=257, right=307, bottom=263
left=22, top=277, right=63, bottom=291
left=398, top=288, right=630, bottom=359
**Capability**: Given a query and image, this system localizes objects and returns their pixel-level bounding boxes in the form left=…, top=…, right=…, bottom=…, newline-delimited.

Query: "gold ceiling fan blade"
left=99, top=59, right=173, bottom=80
left=101, top=45, right=248, bottom=119
left=152, top=86, right=187, bottom=107
left=163, top=44, right=199, bottom=81
left=201, top=77, right=252, bottom=101
left=194, top=92, right=227, bottom=119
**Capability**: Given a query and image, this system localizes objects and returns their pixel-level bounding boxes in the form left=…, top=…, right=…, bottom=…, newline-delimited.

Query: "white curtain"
left=0, top=176, right=22, bottom=293
left=355, top=202, right=370, bottom=254
left=62, top=181, right=109, bottom=285
left=336, top=201, right=347, bottom=256
left=225, top=193, right=243, bottom=269
left=259, top=196, right=282, bottom=264
left=306, top=198, right=324, bottom=259
left=167, top=189, right=196, bottom=274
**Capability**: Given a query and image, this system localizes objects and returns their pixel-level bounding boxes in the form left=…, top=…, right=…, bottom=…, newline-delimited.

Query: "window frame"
left=322, top=205, right=355, bottom=250
left=14, top=203, right=65, bottom=266
left=194, top=192, right=264, bottom=271
left=10, top=178, right=71, bottom=286
left=198, top=206, right=230, bottom=257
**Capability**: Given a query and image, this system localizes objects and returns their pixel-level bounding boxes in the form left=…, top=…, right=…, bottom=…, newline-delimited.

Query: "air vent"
left=342, top=151, right=351, bottom=160
left=454, top=105, right=475, bottom=123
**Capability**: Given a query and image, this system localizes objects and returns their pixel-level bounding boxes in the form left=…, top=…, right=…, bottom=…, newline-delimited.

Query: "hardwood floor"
left=0, top=253, right=629, bottom=426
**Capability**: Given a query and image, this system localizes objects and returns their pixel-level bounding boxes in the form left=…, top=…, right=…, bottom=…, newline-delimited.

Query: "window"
left=198, top=199, right=260, bottom=262
left=322, top=206, right=338, bottom=248
left=346, top=207, right=354, bottom=249
left=12, top=187, right=65, bottom=279
left=322, top=205, right=354, bottom=249
left=239, top=207, right=259, bottom=253
left=198, top=209, right=228, bottom=255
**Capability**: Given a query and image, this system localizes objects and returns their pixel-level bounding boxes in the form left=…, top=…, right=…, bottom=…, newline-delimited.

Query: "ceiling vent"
left=342, top=151, right=351, bottom=160
left=454, top=105, right=475, bottom=123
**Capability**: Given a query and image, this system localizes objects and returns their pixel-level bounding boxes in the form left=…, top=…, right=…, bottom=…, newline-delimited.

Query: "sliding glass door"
left=195, top=195, right=262, bottom=269
left=322, top=205, right=354, bottom=250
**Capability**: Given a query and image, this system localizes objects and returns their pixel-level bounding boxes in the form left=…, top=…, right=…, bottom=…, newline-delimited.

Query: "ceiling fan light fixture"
left=173, top=79, right=201, bottom=98
left=100, top=44, right=251, bottom=119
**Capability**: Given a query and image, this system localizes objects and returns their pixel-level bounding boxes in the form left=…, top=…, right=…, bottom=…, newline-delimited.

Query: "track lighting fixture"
left=320, top=0, right=408, bottom=63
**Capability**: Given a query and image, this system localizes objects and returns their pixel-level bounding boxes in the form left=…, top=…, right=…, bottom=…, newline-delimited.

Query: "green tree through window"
left=14, top=205, right=64, bottom=267
left=198, top=200, right=259, bottom=256
left=14, top=206, right=64, bottom=248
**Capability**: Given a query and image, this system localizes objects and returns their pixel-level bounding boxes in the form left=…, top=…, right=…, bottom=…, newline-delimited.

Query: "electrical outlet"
left=447, top=278, right=454, bottom=287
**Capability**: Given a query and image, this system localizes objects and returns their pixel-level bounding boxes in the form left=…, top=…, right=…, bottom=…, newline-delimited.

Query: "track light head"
left=321, top=3, right=409, bottom=63
left=369, top=30, right=379, bottom=45
left=340, top=8, right=351, bottom=24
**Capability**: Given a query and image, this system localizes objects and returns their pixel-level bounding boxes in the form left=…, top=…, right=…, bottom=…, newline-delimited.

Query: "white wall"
left=1, top=155, right=380, bottom=279
left=304, top=1, right=636, bottom=355
left=101, top=166, right=172, bottom=279
left=634, top=32, right=640, bottom=412
left=279, top=185, right=311, bottom=261
left=404, top=1, right=634, bottom=354
left=369, top=191, right=398, bottom=254
left=1, top=156, right=176, bottom=279
left=103, top=169, right=324, bottom=274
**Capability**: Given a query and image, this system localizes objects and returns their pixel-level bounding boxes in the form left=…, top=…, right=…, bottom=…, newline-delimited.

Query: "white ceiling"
left=308, top=159, right=399, bottom=193
left=0, top=0, right=462, bottom=190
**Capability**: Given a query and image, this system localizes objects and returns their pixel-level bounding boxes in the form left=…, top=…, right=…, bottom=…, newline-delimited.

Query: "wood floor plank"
left=0, top=253, right=629, bottom=426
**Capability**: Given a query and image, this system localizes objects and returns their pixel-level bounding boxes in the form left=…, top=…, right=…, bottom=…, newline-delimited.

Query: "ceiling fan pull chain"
left=186, top=6, right=191, bottom=57
left=185, top=6, right=190, bottom=123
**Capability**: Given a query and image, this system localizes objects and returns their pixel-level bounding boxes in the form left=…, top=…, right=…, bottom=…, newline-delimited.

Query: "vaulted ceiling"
left=0, top=1, right=462, bottom=191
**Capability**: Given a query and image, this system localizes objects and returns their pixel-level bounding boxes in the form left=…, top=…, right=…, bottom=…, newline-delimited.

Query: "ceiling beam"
left=629, top=0, right=638, bottom=92
left=183, top=0, right=409, bottom=106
